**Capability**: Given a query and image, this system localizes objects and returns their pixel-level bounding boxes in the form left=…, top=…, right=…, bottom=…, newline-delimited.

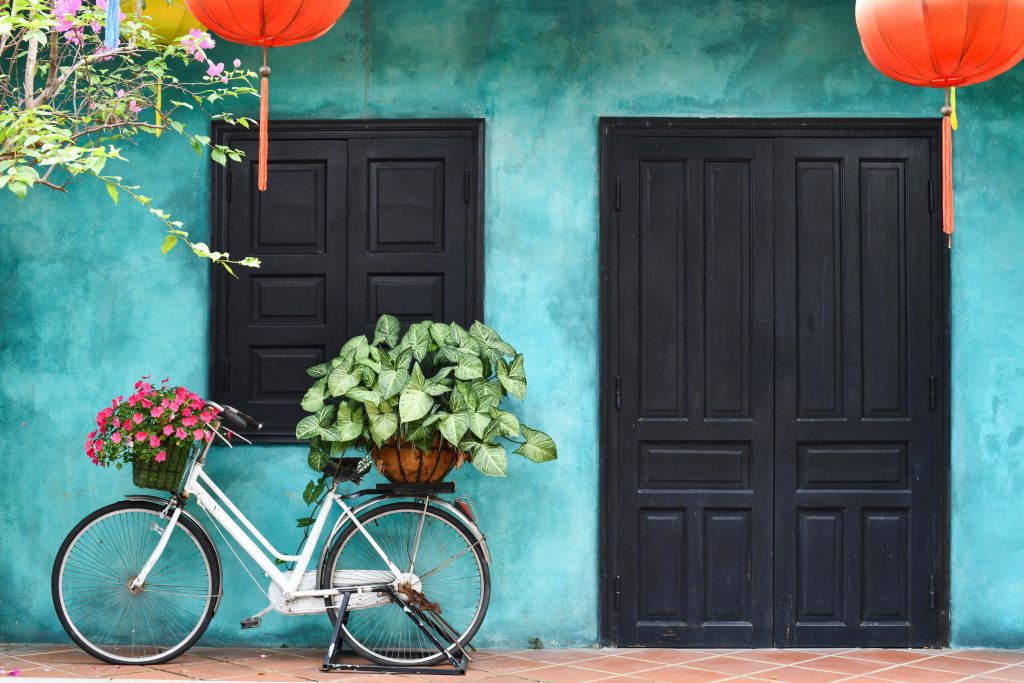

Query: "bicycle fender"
left=125, top=494, right=225, bottom=607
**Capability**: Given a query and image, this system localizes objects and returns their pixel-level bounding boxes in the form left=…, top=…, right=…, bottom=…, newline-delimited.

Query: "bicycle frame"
left=130, top=426, right=404, bottom=607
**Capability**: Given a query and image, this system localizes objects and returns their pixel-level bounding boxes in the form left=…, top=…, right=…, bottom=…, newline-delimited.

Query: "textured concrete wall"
left=1, top=0, right=1022, bottom=648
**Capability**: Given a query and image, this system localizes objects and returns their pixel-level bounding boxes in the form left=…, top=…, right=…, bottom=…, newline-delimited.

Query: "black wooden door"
left=604, top=122, right=944, bottom=648
left=211, top=121, right=484, bottom=442
left=611, top=136, right=775, bottom=647
left=773, top=137, right=940, bottom=647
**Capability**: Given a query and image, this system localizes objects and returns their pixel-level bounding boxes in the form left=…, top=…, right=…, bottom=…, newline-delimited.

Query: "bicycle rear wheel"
left=52, top=500, right=220, bottom=664
left=320, top=501, right=490, bottom=666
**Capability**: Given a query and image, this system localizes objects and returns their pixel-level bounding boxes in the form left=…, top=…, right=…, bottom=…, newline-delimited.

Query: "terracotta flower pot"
left=372, top=440, right=458, bottom=485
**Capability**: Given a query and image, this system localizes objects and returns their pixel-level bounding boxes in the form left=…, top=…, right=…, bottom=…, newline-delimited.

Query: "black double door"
left=604, top=123, right=944, bottom=648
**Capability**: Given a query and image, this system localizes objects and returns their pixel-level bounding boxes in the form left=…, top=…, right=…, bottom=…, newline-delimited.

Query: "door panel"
left=606, top=124, right=943, bottom=649
left=773, top=137, right=938, bottom=647
left=614, top=136, right=774, bottom=647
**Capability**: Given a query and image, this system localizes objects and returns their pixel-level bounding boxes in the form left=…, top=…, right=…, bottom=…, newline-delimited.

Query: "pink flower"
left=128, top=100, right=143, bottom=114
left=206, top=431, right=215, bottom=442
left=135, top=431, right=147, bottom=442
left=132, top=413, right=144, bottom=425
left=193, top=429, right=206, bottom=441
left=151, top=407, right=164, bottom=418
left=199, top=411, right=212, bottom=423
left=149, top=435, right=161, bottom=448
left=140, top=398, right=152, bottom=408
left=113, top=416, right=121, bottom=427
left=233, top=58, right=241, bottom=68
left=154, top=451, right=166, bottom=463
left=116, top=88, right=126, bottom=98
left=162, top=424, right=174, bottom=436
left=221, top=76, right=229, bottom=84
left=182, top=415, right=198, bottom=428
left=175, top=427, right=188, bottom=439
left=111, top=432, right=123, bottom=444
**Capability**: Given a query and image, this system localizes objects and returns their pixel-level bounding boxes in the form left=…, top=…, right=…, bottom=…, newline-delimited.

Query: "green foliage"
left=295, top=315, right=558, bottom=477
left=0, top=0, right=261, bottom=271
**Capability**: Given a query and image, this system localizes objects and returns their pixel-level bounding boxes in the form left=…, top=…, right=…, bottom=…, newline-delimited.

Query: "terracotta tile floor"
left=3, top=644, right=1024, bottom=683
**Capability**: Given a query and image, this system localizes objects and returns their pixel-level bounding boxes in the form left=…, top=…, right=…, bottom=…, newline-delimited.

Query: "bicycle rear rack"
left=321, top=584, right=468, bottom=675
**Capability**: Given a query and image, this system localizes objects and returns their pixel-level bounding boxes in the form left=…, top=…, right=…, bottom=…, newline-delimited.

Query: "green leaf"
left=340, top=334, right=370, bottom=359
left=106, top=182, right=119, bottom=205
left=315, top=404, right=337, bottom=425
left=438, top=411, right=470, bottom=447
left=402, top=324, right=430, bottom=361
left=302, top=479, right=318, bottom=505
left=306, top=363, right=329, bottom=378
left=429, top=322, right=450, bottom=345
left=515, top=425, right=558, bottom=463
left=453, top=351, right=484, bottom=380
left=300, top=384, right=325, bottom=412
left=327, top=367, right=360, bottom=397
left=497, top=354, right=527, bottom=400
left=377, top=368, right=408, bottom=399
left=448, top=322, right=470, bottom=346
left=489, top=409, right=521, bottom=438
left=472, top=443, right=508, bottom=477
left=373, top=314, right=401, bottom=348
left=296, top=517, right=315, bottom=528
left=335, top=403, right=365, bottom=441
left=399, top=388, right=433, bottom=423
left=468, top=411, right=491, bottom=439
left=347, top=387, right=383, bottom=405
left=296, top=415, right=321, bottom=440
left=160, top=234, right=178, bottom=255
left=366, top=402, right=398, bottom=445
left=470, top=320, right=517, bottom=356
left=210, top=148, right=227, bottom=166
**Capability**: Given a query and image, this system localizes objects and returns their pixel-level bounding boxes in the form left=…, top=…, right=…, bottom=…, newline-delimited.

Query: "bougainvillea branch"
left=0, top=0, right=261, bottom=270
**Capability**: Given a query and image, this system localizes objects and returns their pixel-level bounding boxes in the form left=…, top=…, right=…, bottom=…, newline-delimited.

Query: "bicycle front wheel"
left=52, top=500, right=220, bottom=664
left=320, top=501, right=490, bottom=666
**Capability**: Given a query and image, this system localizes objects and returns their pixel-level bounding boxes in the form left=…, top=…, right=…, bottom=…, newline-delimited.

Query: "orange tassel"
left=942, top=91, right=954, bottom=246
left=258, top=55, right=270, bottom=192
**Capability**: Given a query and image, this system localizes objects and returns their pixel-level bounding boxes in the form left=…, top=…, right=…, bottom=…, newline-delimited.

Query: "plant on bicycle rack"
left=86, top=376, right=221, bottom=467
left=296, top=314, right=558, bottom=481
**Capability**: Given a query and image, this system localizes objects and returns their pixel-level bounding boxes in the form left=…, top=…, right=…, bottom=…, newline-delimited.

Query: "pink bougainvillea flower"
left=128, top=100, right=143, bottom=114
left=154, top=451, right=167, bottom=463
left=233, top=58, right=241, bottom=68
left=193, top=429, right=206, bottom=441
left=111, top=432, right=122, bottom=444
left=221, top=76, right=229, bottom=84
left=132, top=413, right=144, bottom=425
left=135, top=431, right=147, bottom=443
left=149, top=435, right=161, bottom=448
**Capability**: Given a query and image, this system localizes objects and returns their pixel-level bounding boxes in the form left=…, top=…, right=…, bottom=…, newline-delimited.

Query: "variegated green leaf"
left=366, top=402, right=398, bottom=445
left=515, top=425, right=557, bottom=463
left=429, top=322, right=450, bottom=345
left=377, top=368, right=408, bottom=399
left=497, top=353, right=527, bottom=400
left=327, top=366, right=360, bottom=397
left=335, top=403, right=365, bottom=441
left=468, top=411, right=491, bottom=439
left=300, top=384, right=325, bottom=412
left=295, top=415, right=321, bottom=440
left=438, top=411, right=470, bottom=446
left=306, top=363, right=329, bottom=378
left=347, top=387, right=382, bottom=405
left=471, top=443, right=508, bottom=477
left=373, top=314, right=401, bottom=348
left=399, top=388, right=432, bottom=423
left=489, top=408, right=521, bottom=438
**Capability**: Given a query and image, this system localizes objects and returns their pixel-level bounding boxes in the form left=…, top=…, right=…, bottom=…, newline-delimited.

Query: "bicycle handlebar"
left=217, top=404, right=263, bottom=432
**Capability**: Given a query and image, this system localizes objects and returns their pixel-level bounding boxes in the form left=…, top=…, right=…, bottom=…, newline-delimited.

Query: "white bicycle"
left=51, top=403, right=491, bottom=668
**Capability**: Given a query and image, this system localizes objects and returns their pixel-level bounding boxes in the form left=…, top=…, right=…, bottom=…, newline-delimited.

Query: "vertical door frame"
left=598, top=118, right=950, bottom=647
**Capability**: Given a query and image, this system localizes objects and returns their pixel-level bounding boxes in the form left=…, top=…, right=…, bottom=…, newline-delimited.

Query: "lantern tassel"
left=154, top=77, right=162, bottom=137
left=942, top=89, right=954, bottom=247
left=103, top=0, right=119, bottom=49
left=258, top=51, right=270, bottom=192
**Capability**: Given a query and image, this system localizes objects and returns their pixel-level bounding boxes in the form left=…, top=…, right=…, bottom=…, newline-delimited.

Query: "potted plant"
left=295, top=315, right=557, bottom=483
left=86, top=377, right=221, bottom=491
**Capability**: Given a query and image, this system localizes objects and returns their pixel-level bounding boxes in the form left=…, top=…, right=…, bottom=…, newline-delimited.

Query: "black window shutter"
left=211, top=121, right=484, bottom=443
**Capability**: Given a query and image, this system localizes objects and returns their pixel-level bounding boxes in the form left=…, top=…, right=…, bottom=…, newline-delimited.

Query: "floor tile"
left=686, top=655, right=783, bottom=676
left=862, top=665, right=968, bottom=683
left=842, top=650, right=938, bottom=666
left=616, top=650, right=720, bottom=665
left=979, top=667, right=1024, bottom=683
left=946, top=650, right=1024, bottom=665
left=901, top=655, right=1004, bottom=675
left=750, top=665, right=850, bottom=683
left=792, top=656, right=889, bottom=676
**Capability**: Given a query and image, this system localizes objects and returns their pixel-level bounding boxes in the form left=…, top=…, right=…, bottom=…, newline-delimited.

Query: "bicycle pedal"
left=240, top=616, right=262, bottom=630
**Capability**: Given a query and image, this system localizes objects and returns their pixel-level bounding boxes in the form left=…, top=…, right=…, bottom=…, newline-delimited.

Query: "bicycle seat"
left=322, top=457, right=365, bottom=482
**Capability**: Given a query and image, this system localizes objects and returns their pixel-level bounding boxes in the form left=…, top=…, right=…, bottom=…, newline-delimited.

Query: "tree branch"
left=23, top=37, right=38, bottom=107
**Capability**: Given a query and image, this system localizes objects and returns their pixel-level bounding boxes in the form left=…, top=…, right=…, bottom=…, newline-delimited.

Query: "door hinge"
left=222, top=358, right=230, bottom=392
left=615, top=375, right=622, bottom=410
left=929, top=376, right=936, bottom=411
left=225, top=168, right=232, bottom=203
left=928, top=179, right=934, bottom=213
left=464, top=169, right=471, bottom=204
left=614, top=177, right=622, bottom=212
left=614, top=575, right=622, bottom=609
left=928, top=573, right=937, bottom=610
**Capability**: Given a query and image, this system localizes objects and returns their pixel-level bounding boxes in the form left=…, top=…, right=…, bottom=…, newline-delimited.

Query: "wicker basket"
left=372, top=440, right=459, bottom=485
left=132, top=444, right=193, bottom=492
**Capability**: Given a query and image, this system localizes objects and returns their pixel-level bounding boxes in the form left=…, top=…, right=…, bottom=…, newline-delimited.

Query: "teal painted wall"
left=2, top=0, right=1023, bottom=648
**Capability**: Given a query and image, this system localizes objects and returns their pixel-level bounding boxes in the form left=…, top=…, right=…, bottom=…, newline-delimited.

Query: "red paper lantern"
left=856, top=0, right=1024, bottom=242
left=185, top=0, right=353, bottom=190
